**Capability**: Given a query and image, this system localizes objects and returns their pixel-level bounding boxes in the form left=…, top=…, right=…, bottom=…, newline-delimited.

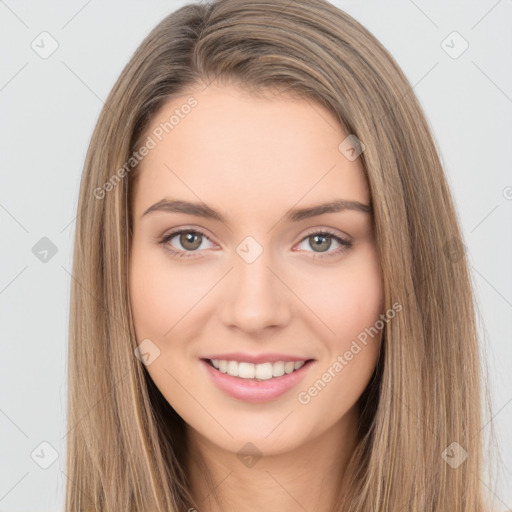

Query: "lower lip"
left=200, top=359, right=315, bottom=403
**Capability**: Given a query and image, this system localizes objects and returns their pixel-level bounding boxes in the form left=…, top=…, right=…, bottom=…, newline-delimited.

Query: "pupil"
left=310, top=234, right=331, bottom=252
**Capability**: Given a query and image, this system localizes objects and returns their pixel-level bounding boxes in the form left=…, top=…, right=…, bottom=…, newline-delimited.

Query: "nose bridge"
left=219, top=237, right=290, bottom=333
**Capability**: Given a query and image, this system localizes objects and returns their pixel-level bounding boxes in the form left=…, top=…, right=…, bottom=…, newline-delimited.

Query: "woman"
left=65, top=0, right=493, bottom=510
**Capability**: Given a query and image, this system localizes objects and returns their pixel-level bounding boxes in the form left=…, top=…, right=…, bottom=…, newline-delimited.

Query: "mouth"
left=200, top=357, right=316, bottom=403
left=202, top=358, right=315, bottom=381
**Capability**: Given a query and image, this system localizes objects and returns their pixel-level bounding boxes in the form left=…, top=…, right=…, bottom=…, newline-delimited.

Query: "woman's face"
left=129, top=83, right=384, bottom=457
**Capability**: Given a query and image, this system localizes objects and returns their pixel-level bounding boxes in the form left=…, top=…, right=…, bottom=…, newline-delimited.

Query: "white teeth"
left=255, top=362, right=273, bottom=380
left=227, top=360, right=238, bottom=377
left=284, top=361, right=295, bottom=374
left=273, top=361, right=285, bottom=377
left=238, top=362, right=255, bottom=379
left=209, top=359, right=308, bottom=379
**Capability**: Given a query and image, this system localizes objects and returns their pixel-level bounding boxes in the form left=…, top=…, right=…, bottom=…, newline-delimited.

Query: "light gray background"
left=1, top=1, right=511, bottom=510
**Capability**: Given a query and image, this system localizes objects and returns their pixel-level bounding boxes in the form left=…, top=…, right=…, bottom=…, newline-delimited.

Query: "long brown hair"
left=65, top=0, right=495, bottom=510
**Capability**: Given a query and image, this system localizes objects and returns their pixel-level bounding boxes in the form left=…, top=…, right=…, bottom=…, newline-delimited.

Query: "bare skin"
left=129, top=83, right=384, bottom=512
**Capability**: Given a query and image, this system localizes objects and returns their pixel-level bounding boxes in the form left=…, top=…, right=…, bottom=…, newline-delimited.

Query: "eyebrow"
left=141, top=198, right=372, bottom=223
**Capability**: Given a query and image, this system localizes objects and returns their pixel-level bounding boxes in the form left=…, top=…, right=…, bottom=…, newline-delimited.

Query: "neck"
left=184, top=404, right=360, bottom=512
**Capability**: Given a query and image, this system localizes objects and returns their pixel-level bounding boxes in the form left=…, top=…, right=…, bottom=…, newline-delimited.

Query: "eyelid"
left=300, top=226, right=351, bottom=242
left=159, top=225, right=217, bottom=244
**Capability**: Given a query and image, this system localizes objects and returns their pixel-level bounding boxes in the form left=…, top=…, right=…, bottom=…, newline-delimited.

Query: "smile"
left=209, top=358, right=307, bottom=380
left=201, top=358, right=315, bottom=403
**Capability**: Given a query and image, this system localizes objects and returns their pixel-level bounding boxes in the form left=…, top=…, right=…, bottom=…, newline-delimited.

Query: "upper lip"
left=201, top=352, right=313, bottom=364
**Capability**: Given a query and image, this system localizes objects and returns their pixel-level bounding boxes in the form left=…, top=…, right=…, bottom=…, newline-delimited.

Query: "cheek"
left=295, top=245, right=383, bottom=345
left=129, top=244, right=193, bottom=340
left=130, top=228, right=225, bottom=339
left=295, top=251, right=383, bottom=418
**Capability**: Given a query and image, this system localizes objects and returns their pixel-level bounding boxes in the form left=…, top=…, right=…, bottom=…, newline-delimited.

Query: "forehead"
left=133, top=84, right=369, bottom=219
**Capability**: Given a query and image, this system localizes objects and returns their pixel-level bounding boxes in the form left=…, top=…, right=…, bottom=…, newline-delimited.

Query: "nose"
left=218, top=247, right=291, bottom=335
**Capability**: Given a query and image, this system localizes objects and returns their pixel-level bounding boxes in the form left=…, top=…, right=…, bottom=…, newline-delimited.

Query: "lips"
left=200, top=357, right=315, bottom=403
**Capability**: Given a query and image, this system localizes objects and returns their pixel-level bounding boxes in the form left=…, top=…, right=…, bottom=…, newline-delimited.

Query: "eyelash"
left=158, top=228, right=353, bottom=260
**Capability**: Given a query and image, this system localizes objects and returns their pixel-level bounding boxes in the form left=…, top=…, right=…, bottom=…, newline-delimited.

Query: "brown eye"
left=159, top=229, right=215, bottom=258
left=308, top=233, right=332, bottom=253
left=178, top=231, right=203, bottom=251
left=295, top=229, right=353, bottom=259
